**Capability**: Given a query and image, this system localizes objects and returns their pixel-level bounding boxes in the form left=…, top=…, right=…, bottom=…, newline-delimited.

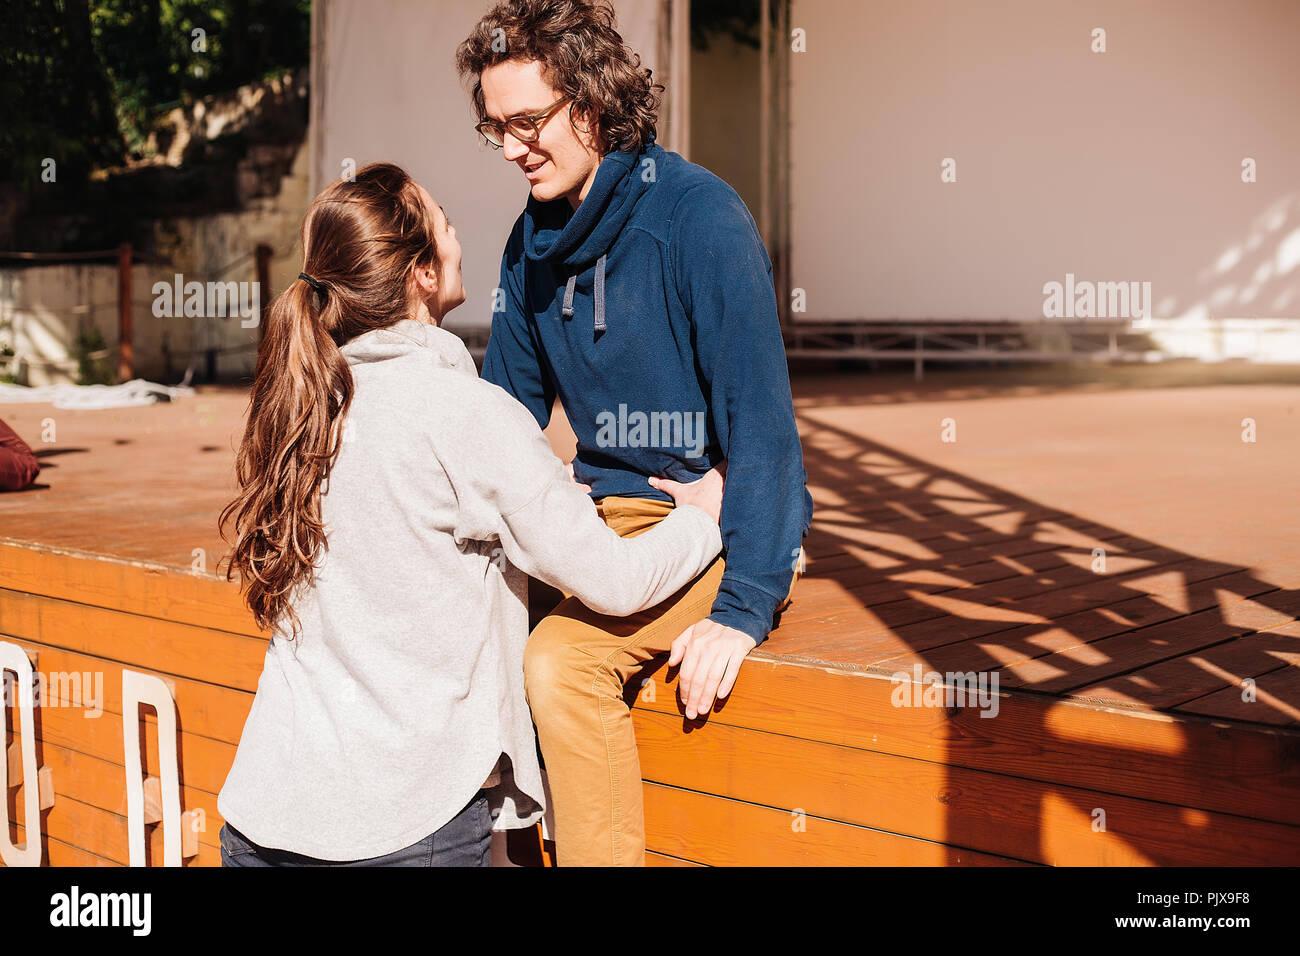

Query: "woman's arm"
left=434, top=380, right=722, bottom=617
left=496, top=470, right=720, bottom=617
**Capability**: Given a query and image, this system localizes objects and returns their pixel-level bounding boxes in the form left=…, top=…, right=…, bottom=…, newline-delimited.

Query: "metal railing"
left=783, top=318, right=1164, bottom=381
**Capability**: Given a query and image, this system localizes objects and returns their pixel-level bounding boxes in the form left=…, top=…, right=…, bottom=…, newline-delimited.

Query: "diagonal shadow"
left=783, top=409, right=1299, bottom=865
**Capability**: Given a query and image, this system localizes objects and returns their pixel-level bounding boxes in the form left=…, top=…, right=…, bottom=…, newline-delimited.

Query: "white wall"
left=315, top=0, right=665, bottom=333
left=789, top=0, right=1300, bottom=336
left=1, top=259, right=258, bottom=387
left=1, top=265, right=134, bottom=386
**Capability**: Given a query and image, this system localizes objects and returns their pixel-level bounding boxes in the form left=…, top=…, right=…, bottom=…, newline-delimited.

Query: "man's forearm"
left=705, top=443, right=811, bottom=645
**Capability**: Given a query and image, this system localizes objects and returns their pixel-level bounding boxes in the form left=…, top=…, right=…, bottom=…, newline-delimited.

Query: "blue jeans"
left=220, top=790, right=493, bottom=867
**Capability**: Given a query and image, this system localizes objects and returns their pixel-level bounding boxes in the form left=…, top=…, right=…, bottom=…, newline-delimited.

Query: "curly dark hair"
left=455, top=0, right=663, bottom=153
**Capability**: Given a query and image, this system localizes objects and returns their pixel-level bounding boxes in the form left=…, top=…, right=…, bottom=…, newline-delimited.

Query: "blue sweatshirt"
left=482, top=133, right=814, bottom=645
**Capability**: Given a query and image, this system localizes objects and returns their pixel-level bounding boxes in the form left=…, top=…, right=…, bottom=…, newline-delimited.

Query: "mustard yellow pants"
left=522, top=496, right=801, bottom=867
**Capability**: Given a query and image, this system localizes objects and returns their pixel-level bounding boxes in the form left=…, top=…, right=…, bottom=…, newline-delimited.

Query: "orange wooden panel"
left=5, top=736, right=225, bottom=851
left=0, top=538, right=261, bottom=637
left=643, top=783, right=1030, bottom=866
left=11, top=795, right=218, bottom=867
left=632, top=709, right=1300, bottom=866
left=5, top=637, right=255, bottom=746
left=631, top=656, right=1300, bottom=826
left=1, top=833, right=117, bottom=867
left=0, top=587, right=266, bottom=691
left=646, top=850, right=703, bottom=867
left=7, top=698, right=238, bottom=796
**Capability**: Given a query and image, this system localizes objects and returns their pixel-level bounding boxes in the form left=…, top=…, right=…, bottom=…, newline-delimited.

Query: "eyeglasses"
left=475, top=96, right=571, bottom=149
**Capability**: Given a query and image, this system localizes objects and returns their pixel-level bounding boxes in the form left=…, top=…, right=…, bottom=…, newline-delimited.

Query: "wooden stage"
left=3, top=361, right=1299, bottom=866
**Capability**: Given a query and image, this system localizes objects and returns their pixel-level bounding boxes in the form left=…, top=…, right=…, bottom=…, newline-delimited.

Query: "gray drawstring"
left=593, top=254, right=606, bottom=333
left=560, top=254, right=608, bottom=333
left=562, top=272, right=576, bottom=318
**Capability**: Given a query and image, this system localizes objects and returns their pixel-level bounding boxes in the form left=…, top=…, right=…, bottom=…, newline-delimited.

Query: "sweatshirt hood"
left=522, top=135, right=662, bottom=335
left=340, top=319, right=475, bottom=374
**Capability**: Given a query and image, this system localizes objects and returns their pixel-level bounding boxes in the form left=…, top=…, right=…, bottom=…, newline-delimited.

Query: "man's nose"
left=502, top=131, right=529, bottom=162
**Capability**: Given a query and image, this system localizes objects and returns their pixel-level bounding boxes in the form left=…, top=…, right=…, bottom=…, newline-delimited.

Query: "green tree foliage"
left=0, top=0, right=310, bottom=187
left=0, top=0, right=127, bottom=186
left=92, top=0, right=311, bottom=153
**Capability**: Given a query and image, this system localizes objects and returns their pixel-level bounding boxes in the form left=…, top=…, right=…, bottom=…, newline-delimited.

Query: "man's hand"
left=667, top=619, right=758, bottom=719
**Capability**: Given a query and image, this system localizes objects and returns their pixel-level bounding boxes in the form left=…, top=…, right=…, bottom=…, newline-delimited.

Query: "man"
left=456, top=0, right=813, bottom=866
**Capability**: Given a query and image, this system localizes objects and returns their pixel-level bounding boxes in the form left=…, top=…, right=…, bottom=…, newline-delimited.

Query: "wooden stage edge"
left=2, top=535, right=1298, bottom=867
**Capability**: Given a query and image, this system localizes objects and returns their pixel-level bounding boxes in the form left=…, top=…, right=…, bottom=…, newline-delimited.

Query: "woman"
left=215, top=162, right=723, bottom=866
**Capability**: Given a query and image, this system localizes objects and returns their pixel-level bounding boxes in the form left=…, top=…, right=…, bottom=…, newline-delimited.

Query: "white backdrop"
left=789, top=0, right=1300, bottom=325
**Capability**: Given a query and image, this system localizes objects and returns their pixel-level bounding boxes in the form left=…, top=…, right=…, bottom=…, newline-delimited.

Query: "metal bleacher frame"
left=782, top=318, right=1162, bottom=381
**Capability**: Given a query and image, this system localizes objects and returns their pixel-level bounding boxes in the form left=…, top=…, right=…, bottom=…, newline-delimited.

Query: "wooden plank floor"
left=782, top=368, right=1300, bottom=730
left=3, top=360, right=1299, bottom=865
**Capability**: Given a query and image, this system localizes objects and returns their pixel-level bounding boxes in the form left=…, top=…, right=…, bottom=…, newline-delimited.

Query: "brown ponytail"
left=219, top=162, right=441, bottom=637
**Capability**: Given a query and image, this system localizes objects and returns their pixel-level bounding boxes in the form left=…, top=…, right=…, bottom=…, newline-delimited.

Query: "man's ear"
left=571, top=104, right=605, bottom=153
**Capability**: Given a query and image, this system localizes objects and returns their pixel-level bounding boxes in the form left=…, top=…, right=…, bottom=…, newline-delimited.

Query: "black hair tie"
left=298, top=272, right=325, bottom=295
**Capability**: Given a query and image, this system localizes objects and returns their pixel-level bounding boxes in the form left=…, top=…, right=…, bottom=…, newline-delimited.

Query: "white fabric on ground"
left=0, top=379, right=194, bottom=410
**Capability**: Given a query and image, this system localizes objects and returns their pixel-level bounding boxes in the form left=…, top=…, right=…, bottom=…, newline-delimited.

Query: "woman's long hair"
left=219, top=162, right=441, bottom=638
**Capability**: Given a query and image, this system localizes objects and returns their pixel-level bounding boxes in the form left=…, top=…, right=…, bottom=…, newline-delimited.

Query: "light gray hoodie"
left=216, top=318, right=721, bottom=860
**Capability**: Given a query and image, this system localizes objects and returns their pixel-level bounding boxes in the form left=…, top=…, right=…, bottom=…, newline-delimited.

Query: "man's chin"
left=531, top=178, right=574, bottom=203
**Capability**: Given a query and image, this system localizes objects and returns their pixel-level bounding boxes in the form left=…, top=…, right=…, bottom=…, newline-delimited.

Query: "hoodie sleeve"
left=670, top=183, right=813, bottom=646
left=436, top=380, right=722, bottom=618
left=0, top=418, right=41, bottom=492
left=481, top=214, right=556, bottom=430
